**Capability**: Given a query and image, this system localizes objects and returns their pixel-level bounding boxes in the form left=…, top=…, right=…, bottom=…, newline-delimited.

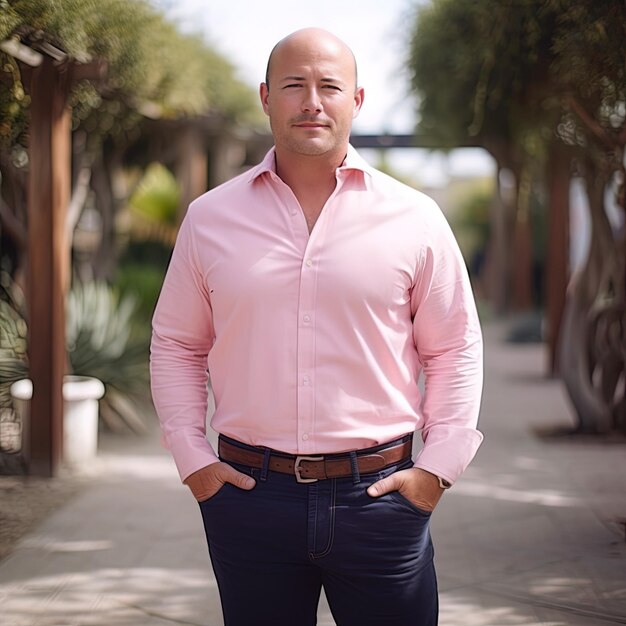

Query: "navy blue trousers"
left=199, top=436, right=438, bottom=626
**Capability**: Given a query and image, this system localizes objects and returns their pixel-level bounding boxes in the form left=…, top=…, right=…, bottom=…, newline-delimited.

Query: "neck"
left=273, top=147, right=346, bottom=233
left=274, top=147, right=346, bottom=192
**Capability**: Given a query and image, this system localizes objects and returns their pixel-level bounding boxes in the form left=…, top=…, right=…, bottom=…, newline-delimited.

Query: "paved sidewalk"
left=0, top=322, right=625, bottom=626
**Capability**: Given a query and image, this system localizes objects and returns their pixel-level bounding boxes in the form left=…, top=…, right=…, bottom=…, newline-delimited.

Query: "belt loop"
left=349, top=450, right=360, bottom=484
left=260, top=447, right=271, bottom=482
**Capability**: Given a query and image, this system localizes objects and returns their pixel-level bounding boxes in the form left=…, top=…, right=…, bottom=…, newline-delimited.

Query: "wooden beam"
left=349, top=134, right=481, bottom=149
left=242, top=132, right=483, bottom=151
left=26, top=57, right=72, bottom=476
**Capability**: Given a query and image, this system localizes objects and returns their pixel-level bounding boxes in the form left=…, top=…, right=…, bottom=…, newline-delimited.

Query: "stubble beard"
left=283, top=137, right=335, bottom=156
left=272, top=120, right=349, bottom=158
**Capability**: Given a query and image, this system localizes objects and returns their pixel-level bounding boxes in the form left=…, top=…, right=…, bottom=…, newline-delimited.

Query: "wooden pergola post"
left=26, top=56, right=72, bottom=476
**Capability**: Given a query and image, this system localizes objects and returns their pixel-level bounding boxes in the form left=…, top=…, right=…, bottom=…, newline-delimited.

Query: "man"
left=151, top=27, right=483, bottom=626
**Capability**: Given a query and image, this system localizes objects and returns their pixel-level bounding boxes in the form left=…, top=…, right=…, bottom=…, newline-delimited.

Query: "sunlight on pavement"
left=529, top=576, right=593, bottom=596
left=453, top=481, right=580, bottom=507
left=0, top=567, right=217, bottom=626
left=440, top=592, right=563, bottom=626
left=96, top=454, right=179, bottom=481
left=19, top=538, right=114, bottom=552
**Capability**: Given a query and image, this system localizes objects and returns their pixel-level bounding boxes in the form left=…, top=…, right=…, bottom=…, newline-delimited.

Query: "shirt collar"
left=246, top=144, right=374, bottom=188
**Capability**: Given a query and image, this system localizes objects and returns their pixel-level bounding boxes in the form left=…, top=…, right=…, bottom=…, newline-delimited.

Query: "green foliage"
left=451, top=186, right=492, bottom=263
left=66, top=281, right=152, bottom=432
left=0, top=274, right=28, bottom=455
left=549, top=0, right=626, bottom=146
left=66, top=282, right=137, bottom=367
left=408, top=0, right=562, bottom=158
left=408, top=0, right=486, bottom=147
left=115, top=261, right=167, bottom=331
left=0, top=278, right=153, bottom=433
left=550, top=0, right=625, bottom=100
left=408, top=0, right=625, bottom=155
left=114, top=235, right=172, bottom=332
left=0, top=296, right=28, bottom=410
left=0, top=299, right=26, bottom=359
left=129, top=162, right=180, bottom=226
left=0, top=0, right=259, bottom=150
left=0, top=1, right=24, bottom=41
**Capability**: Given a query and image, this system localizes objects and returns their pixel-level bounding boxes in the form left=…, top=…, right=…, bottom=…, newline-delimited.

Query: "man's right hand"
left=184, top=462, right=256, bottom=502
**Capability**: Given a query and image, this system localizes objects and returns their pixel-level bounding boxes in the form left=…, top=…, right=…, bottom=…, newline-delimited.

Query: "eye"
left=283, top=83, right=303, bottom=89
left=323, top=85, right=342, bottom=90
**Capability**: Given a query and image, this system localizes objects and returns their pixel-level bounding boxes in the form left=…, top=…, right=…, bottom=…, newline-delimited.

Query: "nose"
left=301, top=87, right=322, bottom=113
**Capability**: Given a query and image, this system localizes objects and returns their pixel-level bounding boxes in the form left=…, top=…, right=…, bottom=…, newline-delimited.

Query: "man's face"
left=260, top=35, right=364, bottom=159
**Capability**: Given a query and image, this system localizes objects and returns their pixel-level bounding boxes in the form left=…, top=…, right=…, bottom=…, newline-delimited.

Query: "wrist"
left=413, top=465, right=453, bottom=490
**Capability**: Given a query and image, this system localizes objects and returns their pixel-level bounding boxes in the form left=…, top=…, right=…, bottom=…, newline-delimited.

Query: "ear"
left=259, top=82, right=270, bottom=116
left=352, top=86, right=365, bottom=119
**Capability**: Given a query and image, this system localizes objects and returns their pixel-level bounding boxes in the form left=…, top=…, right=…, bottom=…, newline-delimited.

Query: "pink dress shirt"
left=150, top=146, right=483, bottom=485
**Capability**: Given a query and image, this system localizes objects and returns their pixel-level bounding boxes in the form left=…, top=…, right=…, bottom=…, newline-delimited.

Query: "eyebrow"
left=279, top=76, right=343, bottom=84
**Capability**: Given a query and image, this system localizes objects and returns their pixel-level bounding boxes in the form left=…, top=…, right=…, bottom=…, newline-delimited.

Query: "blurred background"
left=0, top=2, right=625, bottom=624
left=0, top=0, right=624, bottom=486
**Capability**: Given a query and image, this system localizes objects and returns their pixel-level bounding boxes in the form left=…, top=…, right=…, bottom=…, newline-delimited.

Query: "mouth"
left=293, top=121, right=329, bottom=129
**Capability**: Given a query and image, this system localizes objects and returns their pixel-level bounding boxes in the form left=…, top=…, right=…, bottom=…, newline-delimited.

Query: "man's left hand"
left=367, top=467, right=444, bottom=512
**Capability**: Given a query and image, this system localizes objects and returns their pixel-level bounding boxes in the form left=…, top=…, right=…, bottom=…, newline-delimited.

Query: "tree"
left=0, top=1, right=261, bottom=458
left=408, top=0, right=559, bottom=315
left=408, top=0, right=626, bottom=432
left=0, top=0, right=259, bottom=283
left=548, top=0, right=626, bottom=432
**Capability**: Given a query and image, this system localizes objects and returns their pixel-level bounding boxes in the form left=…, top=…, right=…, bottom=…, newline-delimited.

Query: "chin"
left=285, top=138, right=339, bottom=157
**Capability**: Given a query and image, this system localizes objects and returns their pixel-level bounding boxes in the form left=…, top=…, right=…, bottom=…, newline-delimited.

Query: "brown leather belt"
left=218, top=437, right=413, bottom=484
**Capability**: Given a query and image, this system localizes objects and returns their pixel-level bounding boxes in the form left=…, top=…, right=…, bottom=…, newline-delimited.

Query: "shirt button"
left=305, top=259, right=313, bottom=267
left=303, top=314, right=311, bottom=323
left=303, top=375, right=310, bottom=385
left=302, top=433, right=309, bottom=441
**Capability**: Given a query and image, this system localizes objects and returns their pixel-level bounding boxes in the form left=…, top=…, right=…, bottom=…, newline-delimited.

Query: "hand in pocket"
left=184, top=462, right=256, bottom=502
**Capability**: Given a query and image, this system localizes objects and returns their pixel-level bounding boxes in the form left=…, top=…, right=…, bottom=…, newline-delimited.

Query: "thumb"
left=220, top=463, right=256, bottom=491
left=367, top=473, right=401, bottom=498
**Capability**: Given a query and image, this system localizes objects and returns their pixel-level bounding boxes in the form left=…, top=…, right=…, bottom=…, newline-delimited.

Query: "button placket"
left=296, top=253, right=317, bottom=453
left=293, top=179, right=342, bottom=454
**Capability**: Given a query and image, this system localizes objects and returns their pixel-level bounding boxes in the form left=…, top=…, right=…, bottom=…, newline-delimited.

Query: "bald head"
left=264, top=28, right=358, bottom=91
left=259, top=27, right=364, bottom=161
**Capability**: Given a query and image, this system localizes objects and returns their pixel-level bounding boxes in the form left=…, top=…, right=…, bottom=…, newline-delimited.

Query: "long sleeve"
left=150, top=210, right=219, bottom=482
left=150, top=147, right=483, bottom=484
left=410, top=201, right=484, bottom=484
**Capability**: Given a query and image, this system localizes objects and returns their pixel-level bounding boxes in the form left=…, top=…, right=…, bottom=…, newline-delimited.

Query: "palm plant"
left=66, top=281, right=153, bottom=433
left=0, top=284, right=28, bottom=454
left=0, top=280, right=153, bottom=442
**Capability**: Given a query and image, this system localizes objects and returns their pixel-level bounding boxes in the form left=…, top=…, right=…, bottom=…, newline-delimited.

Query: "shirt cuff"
left=413, top=425, right=484, bottom=485
left=163, top=429, right=220, bottom=483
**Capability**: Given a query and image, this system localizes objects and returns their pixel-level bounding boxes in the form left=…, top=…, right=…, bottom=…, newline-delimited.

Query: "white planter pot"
left=10, top=376, right=105, bottom=468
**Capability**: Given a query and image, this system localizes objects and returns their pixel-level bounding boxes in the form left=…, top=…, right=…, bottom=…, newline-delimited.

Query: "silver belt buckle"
left=294, top=455, right=323, bottom=483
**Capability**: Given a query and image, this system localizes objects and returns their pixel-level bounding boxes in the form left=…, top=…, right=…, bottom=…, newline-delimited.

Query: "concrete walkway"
left=1, top=322, right=625, bottom=626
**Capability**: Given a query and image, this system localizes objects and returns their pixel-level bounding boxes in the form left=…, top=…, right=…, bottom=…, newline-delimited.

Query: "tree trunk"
left=175, top=123, right=208, bottom=221
left=91, top=150, right=119, bottom=281
left=485, top=163, right=517, bottom=313
left=511, top=163, right=534, bottom=311
left=558, top=156, right=623, bottom=432
left=545, top=141, right=571, bottom=374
